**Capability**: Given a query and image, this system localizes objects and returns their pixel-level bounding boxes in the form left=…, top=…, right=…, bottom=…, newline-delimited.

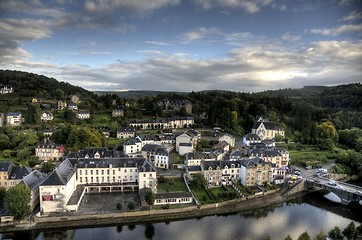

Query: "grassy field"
left=157, top=178, right=188, bottom=192
left=92, top=113, right=113, bottom=126
left=192, top=188, right=213, bottom=204
left=288, top=145, right=341, bottom=167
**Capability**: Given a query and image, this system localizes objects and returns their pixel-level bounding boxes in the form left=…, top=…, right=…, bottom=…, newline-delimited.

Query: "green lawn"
left=105, top=138, right=125, bottom=148
left=289, top=148, right=339, bottom=166
left=157, top=179, right=188, bottom=192
left=92, top=113, right=112, bottom=126
left=192, top=188, right=213, bottom=204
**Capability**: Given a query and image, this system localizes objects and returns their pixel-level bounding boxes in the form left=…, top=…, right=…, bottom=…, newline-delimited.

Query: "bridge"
left=305, top=177, right=362, bottom=205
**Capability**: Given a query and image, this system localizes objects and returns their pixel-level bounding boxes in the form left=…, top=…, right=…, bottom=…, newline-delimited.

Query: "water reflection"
left=7, top=192, right=362, bottom=240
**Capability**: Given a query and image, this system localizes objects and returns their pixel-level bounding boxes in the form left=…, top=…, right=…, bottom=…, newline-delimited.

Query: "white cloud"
left=309, top=24, right=362, bottom=36
left=181, top=27, right=220, bottom=43
left=281, top=33, right=301, bottom=42
left=0, top=18, right=52, bottom=41
left=194, top=0, right=273, bottom=13
left=144, top=41, right=170, bottom=46
left=340, top=11, right=362, bottom=22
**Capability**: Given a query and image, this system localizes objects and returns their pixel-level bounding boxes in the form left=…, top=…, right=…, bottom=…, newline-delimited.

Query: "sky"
left=1, top=0, right=362, bottom=92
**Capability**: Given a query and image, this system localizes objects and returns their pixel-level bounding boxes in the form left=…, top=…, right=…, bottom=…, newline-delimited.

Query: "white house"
left=142, top=144, right=170, bottom=169
left=219, top=134, right=236, bottom=148
left=40, top=111, right=54, bottom=121
left=175, top=129, right=200, bottom=153
left=154, top=192, right=193, bottom=205
left=0, top=85, right=13, bottom=94
left=117, top=127, right=137, bottom=139
left=6, top=112, right=22, bottom=126
left=251, top=117, right=285, bottom=140
left=20, top=170, right=46, bottom=212
left=243, top=133, right=261, bottom=146
left=76, top=110, right=90, bottom=119
left=39, top=159, right=78, bottom=213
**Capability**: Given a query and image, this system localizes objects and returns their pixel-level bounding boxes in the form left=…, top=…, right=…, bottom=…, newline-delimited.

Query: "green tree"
left=14, top=130, right=39, bottom=149
left=127, top=201, right=135, bottom=210
left=55, top=88, right=65, bottom=99
left=190, top=173, right=207, bottom=189
left=0, top=187, right=6, bottom=208
left=318, top=120, right=337, bottom=141
left=0, top=134, right=11, bottom=150
left=4, top=184, right=31, bottom=220
left=297, top=231, right=310, bottom=240
left=342, top=221, right=357, bottom=240
left=328, top=226, right=343, bottom=240
left=116, top=202, right=123, bottom=211
left=315, top=231, right=326, bottom=240
left=25, top=104, right=41, bottom=124
left=284, top=235, right=293, bottom=240
left=145, top=188, right=155, bottom=207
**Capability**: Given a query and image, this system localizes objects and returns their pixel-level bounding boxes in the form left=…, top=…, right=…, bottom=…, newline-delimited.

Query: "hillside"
left=0, top=70, right=94, bottom=99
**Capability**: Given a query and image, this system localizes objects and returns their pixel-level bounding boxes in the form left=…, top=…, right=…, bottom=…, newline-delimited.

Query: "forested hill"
left=0, top=70, right=94, bottom=99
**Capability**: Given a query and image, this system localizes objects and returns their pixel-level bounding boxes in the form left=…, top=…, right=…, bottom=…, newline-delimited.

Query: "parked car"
left=326, top=180, right=337, bottom=186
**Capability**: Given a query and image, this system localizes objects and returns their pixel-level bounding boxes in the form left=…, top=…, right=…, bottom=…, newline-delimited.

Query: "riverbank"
left=0, top=190, right=312, bottom=233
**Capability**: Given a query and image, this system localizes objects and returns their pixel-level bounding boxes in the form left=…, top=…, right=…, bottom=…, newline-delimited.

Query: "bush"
left=127, top=202, right=135, bottom=210
left=116, top=202, right=123, bottom=211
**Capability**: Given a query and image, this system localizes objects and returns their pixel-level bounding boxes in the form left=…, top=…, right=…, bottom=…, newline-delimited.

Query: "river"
left=6, top=191, right=362, bottom=240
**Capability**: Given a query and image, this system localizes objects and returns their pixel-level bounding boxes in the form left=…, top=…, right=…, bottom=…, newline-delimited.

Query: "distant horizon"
left=1, top=0, right=361, bottom=92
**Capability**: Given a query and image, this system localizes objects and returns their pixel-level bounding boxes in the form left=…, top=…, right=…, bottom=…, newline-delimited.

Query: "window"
left=85, top=170, right=88, bottom=175
left=90, top=170, right=93, bottom=175
left=124, top=169, right=127, bottom=173
left=80, top=177, right=82, bottom=183
left=143, top=174, right=146, bottom=177
left=79, top=170, right=82, bottom=175
left=96, top=170, right=98, bottom=175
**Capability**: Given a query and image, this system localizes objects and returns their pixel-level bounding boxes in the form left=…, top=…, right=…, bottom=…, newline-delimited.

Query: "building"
left=67, top=147, right=123, bottom=159
left=128, top=117, right=194, bottom=130
left=112, top=105, right=124, bottom=117
left=43, top=128, right=55, bottom=137
left=251, top=117, right=285, bottom=140
left=58, top=100, right=67, bottom=110
left=6, top=112, right=22, bottom=126
left=185, top=152, right=216, bottom=166
left=76, top=110, right=90, bottom=119
left=219, top=134, right=236, bottom=148
left=19, top=170, right=47, bottom=212
left=243, top=133, right=262, bottom=146
left=154, top=192, right=193, bottom=206
left=0, top=113, right=5, bottom=127
left=240, top=157, right=272, bottom=187
left=141, top=144, right=170, bottom=169
left=249, top=147, right=289, bottom=168
left=175, top=129, right=200, bottom=153
left=123, top=138, right=143, bottom=157
left=74, top=157, right=157, bottom=193
left=35, top=138, right=65, bottom=161
left=39, top=159, right=78, bottom=213
left=157, top=99, right=193, bottom=115
left=68, top=103, right=78, bottom=111
left=117, top=127, right=137, bottom=139
left=0, top=85, right=13, bottom=94
left=0, top=161, right=32, bottom=189
left=201, top=160, right=241, bottom=187
left=40, top=111, right=54, bottom=121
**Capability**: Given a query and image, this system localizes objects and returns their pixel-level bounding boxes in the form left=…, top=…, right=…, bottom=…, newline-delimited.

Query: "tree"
left=145, top=189, right=155, bottom=207
left=190, top=173, right=207, bottom=189
left=116, top=202, right=123, bottom=211
left=297, top=231, right=311, bottom=240
left=315, top=231, right=326, bottom=240
left=328, top=226, right=343, bottom=240
left=318, top=120, right=337, bottom=141
left=284, top=235, right=293, bottom=240
left=343, top=221, right=357, bottom=240
left=0, top=187, right=6, bottom=208
left=0, top=134, right=10, bottom=150
left=127, top=201, right=135, bottom=210
left=4, top=184, right=31, bottom=220
left=25, top=104, right=41, bottom=124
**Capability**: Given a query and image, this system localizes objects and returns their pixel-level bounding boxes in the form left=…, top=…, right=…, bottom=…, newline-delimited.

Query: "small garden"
left=157, top=176, right=188, bottom=192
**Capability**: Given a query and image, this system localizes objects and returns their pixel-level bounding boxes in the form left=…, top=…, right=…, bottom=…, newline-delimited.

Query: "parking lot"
left=77, top=192, right=141, bottom=214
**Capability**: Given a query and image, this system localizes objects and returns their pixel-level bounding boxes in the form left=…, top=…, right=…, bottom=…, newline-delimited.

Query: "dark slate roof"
left=142, top=144, right=162, bottom=152
left=20, top=170, right=46, bottom=190
left=0, top=161, right=14, bottom=172
left=41, top=159, right=75, bottom=186
left=6, top=112, right=21, bottom=117
left=36, top=138, right=62, bottom=149
left=155, top=191, right=193, bottom=199
left=124, top=138, right=141, bottom=145
left=179, top=142, right=192, bottom=146
left=117, top=127, right=137, bottom=133
left=230, top=150, right=245, bottom=158
left=186, top=152, right=215, bottom=160
left=8, top=165, right=32, bottom=180
left=244, top=133, right=261, bottom=140
left=139, top=159, right=157, bottom=172
left=76, top=158, right=145, bottom=168
left=67, top=147, right=119, bottom=158
left=252, top=120, right=283, bottom=131
left=240, top=157, right=269, bottom=168
left=187, top=166, right=202, bottom=172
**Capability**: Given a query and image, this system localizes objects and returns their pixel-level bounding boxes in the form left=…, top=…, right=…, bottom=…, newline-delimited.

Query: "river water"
left=7, top=191, right=362, bottom=240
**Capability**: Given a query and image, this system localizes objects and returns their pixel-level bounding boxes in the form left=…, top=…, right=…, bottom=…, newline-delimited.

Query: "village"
left=0, top=84, right=293, bottom=220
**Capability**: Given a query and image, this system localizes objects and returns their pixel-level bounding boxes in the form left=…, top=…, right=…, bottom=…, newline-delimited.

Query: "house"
left=212, top=141, right=230, bottom=153
left=35, top=138, right=65, bottom=161
left=240, top=157, right=272, bottom=187
left=71, top=95, right=80, bottom=104
left=0, top=85, right=13, bottom=94
left=243, top=133, right=262, bottom=146
left=128, top=117, right=194, bottom=130
left=39, top=159, right=79, bottom=213
left=229, top=148, right=248, bottom=161
left=249, top=147, right=289, bottom=168
left=219, top=134, right=236, bottom=148
left=154, top=192, right=193, bottom=206
left=76, top=110, right=90, bottom=119
left=0, top=113, right=5, bottom=127
left=112, top=105, right=124, bottom=117
left=117, top=127, right=137, bottom=139
left=75, top=157, right=157, bottom=193
left=67, top=147, right=122, bottom=159
left=141, top=144, right=170, bottom=169
left=68, top=103, right=78, bottom=111
left=58, top=100, right=67, bottom=110
left=123, top=138, right=143, bottom=157
left=175, top=129, right=200, bottom=154
left=251, top=117, right=285, bottom=140
left=6, top=112, right=22, bottom=126
left=0, top=161, right=32, bottom=189
left=40, top=111, right=54, bottom=121
left=43, top=128, right=54, bottom=137
left=19, top=170, right=46, bottom=212
left=101, top=128, right=111, bottom=138
left=185, top=152, right=216, bottom=166
left=157, top=99, right=193, bottom=115
left=201, top=160, right=241, bottom=187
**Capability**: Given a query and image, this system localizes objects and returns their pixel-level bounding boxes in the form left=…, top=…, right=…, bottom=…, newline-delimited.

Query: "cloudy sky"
left=1, top=0, right=362, bottom=92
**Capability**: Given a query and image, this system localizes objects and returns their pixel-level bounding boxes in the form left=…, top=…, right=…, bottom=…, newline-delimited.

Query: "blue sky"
left=1, top=0, right=361, bottom=92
